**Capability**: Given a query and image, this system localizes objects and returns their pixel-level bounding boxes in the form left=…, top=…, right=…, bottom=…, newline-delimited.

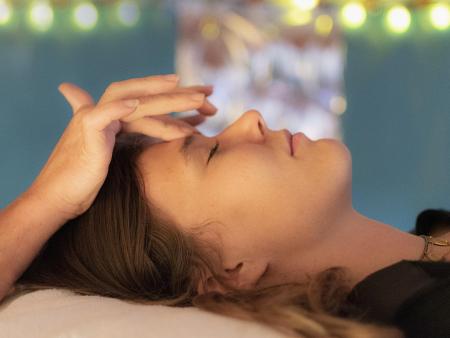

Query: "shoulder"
left=395, top=275, right=450, bottom=338
left=347, top=259, right=450, bottom=325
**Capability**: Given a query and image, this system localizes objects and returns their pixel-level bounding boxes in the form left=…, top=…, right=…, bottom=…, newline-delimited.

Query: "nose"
left=218, top=109, right=268, bottom=142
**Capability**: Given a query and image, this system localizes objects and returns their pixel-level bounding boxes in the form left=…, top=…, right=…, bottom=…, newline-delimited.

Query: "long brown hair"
left=8, top=133, right=403, bottom=338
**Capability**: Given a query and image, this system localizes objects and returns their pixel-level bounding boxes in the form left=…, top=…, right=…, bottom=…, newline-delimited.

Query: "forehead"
left=137, top=138, right=184, bottom=179
left=136, top=137, right=201, bottom=223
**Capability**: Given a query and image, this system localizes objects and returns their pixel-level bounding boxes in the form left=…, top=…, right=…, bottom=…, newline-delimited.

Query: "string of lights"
left=0, top=0, right=150, bottom=32
left=274, top=0, right=449, bottom=33
left=0, top=0, right=448, bottom=34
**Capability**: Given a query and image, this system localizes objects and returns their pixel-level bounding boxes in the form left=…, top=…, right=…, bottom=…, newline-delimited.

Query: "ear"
left=196, top=261, right=269, bottom=295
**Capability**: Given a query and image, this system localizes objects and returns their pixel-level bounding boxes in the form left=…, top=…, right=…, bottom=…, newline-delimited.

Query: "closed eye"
left=207, top=140, right=219, bottom=164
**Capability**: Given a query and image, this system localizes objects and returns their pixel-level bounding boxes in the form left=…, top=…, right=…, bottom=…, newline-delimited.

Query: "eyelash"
left=206, top=121, right=263, bottom=164
left=207, top=140, right=219, bottom=163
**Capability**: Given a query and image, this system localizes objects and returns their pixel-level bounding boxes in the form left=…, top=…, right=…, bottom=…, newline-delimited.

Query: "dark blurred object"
left=409, top=209, right=450, bottom=237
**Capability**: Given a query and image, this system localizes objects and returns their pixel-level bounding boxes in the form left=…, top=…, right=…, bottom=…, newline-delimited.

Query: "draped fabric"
left=345, top=260, right=450, bottom=338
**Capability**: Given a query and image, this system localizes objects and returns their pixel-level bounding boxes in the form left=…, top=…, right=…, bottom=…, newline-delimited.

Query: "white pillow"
left=0, top=289, right=287, bottom=338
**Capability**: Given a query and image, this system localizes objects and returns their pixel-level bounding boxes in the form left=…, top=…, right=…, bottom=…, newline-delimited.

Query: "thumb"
left=58, top=82, right=95, bottom=114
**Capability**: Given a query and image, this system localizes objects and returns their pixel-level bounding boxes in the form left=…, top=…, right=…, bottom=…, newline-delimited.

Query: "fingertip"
left=58, top=83, right=75, bottom=97
left=58, top=83, right=67, bottom=93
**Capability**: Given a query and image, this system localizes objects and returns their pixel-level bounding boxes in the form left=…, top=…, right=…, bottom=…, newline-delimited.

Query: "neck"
left=289, top=208, right=427, bottom=289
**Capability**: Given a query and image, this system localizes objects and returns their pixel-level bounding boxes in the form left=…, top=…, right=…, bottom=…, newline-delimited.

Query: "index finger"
left=98, top=74, right=180, bottom=105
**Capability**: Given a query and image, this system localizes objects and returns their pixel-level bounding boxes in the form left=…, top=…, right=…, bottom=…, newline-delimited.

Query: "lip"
left=283, top=129, right=293, bottom=156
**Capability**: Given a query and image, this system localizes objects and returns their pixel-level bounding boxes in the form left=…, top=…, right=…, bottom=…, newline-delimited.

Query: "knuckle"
left=80, top=113, right=94, bottom=127
left=106, top=81, right=121, bottom=92
left=104, top=100, right=121, bottom=109
left=154, top=92, right=177, bottom=101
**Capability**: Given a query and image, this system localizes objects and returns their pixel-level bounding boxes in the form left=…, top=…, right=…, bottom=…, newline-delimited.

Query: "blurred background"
left=0, top=0, right=449, bottom=232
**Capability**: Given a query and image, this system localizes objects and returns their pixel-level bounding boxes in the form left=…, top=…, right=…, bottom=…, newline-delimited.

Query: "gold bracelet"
left=419, top=235, right=450, bottom=262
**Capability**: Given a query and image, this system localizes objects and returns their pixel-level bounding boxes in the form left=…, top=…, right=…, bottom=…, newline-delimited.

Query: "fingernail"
left=124, top=99, right=139, bottom=108
left=163, top=74, right=179, bottom=81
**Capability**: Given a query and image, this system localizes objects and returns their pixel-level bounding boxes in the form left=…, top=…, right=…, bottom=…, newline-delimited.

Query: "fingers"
left=121, top=115, right=196, bottom=141
left=58, top=82, right=95, bottom=114
left=97, top=74, right=181, bottom=105
left=99, top=74, right=218, bottom=116
left=119, top=92, right=207, bottom=123
left=172, top=85, right=214, bottom=96
left=85, top=99, right=140, bottom=131
left=170, top=85, right=217, bottom=115
left=178, top=114, right=207, bottom=127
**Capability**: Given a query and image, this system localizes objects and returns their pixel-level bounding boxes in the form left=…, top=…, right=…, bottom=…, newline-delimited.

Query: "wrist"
left=18, top=188, right=74, bottom=225
left=0, top=188, right=71, bottom=287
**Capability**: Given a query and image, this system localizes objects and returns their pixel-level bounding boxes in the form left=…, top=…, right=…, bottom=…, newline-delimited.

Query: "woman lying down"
left=1, top=74, right=449, bottom=338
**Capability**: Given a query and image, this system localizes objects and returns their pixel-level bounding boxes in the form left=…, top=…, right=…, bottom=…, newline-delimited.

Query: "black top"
left=345, top=260, right=450, bottom=338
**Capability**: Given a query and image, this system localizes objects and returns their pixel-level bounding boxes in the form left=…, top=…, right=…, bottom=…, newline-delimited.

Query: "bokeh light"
left=292, top=0, right=319, bottom=11
left=73, top=2, right=98, bottom=31
left=282, top=8, right=312, bottom=26
left=329, top=95, right=347, bottom=115
left=0, top=0, right=13, bottom=25
left=27, top=0, right=54, bottom=32
left=117, top=0, right=140, bottom=27
left=385, top=5, right=411, bottom=34
left=429, top=3, right=450, bottom=30
left=314, top=14, right=334, bottom=36
left=200, top=18, right=221, bottom=40
left=340, top=2, right=367, bottom=29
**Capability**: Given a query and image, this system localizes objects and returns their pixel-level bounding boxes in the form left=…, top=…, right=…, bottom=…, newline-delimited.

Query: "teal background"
left=1, top=8, right=449, bottom=232
left=0, top=5, right=176, bottom=207
left=341, top=11, right=450, bottom=232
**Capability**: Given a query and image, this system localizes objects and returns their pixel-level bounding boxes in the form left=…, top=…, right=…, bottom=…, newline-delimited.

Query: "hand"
left=26, top=74, right=217, bottom=221
left=62, top=76, right=217, bottom=140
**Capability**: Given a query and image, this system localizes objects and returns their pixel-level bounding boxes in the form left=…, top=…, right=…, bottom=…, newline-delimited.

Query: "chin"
left=316, top=137, right=353, bottom=201
left=315, top=137, right=352, bottom=164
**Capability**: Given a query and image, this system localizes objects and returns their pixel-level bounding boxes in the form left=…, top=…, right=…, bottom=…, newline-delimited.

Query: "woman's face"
left=136, top=110, right=353, bottom=293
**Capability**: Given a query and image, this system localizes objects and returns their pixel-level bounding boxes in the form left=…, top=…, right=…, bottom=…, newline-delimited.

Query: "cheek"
left=204, top=151, right=282, bottom=216
left=301, top=139, right=352, bottom=212
left=201, top=140, right=353, bottom=266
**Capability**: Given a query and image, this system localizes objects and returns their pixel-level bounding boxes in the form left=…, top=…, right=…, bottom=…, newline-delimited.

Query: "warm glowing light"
left=28, top=0, right=54, bottom=32
left=329, top=95, right=347, bottom=115
left=73, top=2, right=98, bottom=30
left=340, top=2, right=366, bottom=29
left=315, top=14, right=333, bottom=36
left=117, top=0, right=140, bottom=27
left=201, top=19, right=220, bottom=40
left=282, top=9, right=312, bottom=26
left=429, top=3, right=449, bottom=30
left=385, top=5, right=411, bottom=34
left=292, top=0, right=319, bottom=11
left=0, top=0, right=12, bottom=25
left=269, top=0, right=292, bottom=8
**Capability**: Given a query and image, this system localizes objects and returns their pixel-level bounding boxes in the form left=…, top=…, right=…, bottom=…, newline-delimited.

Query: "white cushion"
left=0, top=289, right=286, bottom=338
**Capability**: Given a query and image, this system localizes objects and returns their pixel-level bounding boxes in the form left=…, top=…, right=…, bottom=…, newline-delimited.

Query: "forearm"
left=0, top=190, right=70, bottom=300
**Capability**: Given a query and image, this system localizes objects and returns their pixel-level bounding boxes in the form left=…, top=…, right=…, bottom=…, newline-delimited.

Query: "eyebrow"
left=179, top=133, right=202, bottom=166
